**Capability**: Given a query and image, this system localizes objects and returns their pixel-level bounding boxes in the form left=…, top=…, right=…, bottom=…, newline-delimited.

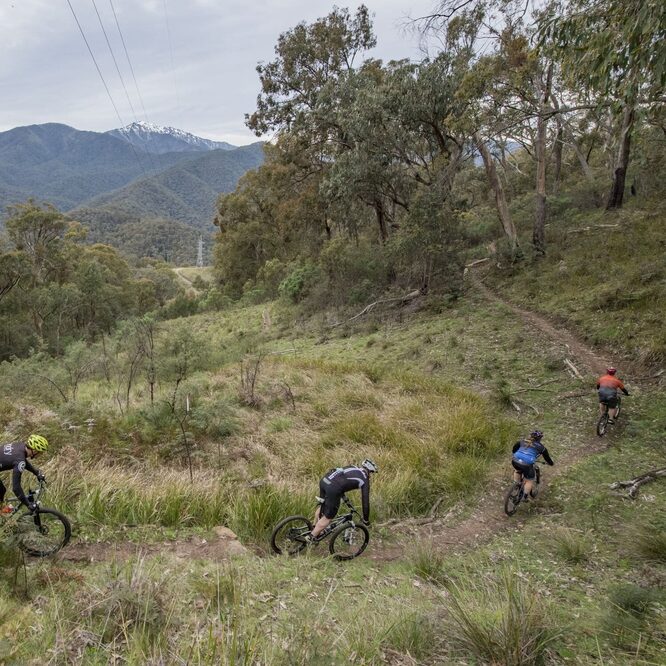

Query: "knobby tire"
left=18, top=508, right=71, bottom=557
left=328, top=522, right=369, bottom=560
left=504, top=483, right=522, bottom=516
left=270, top=515, right=313, bottom=556
left=597, top=413, right=608, bottom=437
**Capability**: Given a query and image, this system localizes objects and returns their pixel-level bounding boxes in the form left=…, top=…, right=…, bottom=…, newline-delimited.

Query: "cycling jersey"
left=0, top=441, right=41, bottom=506
left=319, top=466, right=370, bottom=522
left=512, top=440, right=554, bottom=466
left=596, top=375, right=628, bottom=394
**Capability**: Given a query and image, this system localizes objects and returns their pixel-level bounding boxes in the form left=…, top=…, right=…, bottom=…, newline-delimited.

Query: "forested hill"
left=72, top=142, right=265, bottom=232
left=0, top=124, right=264, bottom=231
left=0, top=123, right=189, bottom=212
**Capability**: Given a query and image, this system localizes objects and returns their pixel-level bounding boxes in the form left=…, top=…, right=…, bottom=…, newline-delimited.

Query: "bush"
left=278, top=262, right=320, bottom=303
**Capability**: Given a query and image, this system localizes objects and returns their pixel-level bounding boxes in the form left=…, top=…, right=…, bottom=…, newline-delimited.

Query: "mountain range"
left=0, top=122, right=264, bottom=262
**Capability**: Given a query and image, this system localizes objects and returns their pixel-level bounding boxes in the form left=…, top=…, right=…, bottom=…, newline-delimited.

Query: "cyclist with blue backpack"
left=511, top=430, right=554, bottom=501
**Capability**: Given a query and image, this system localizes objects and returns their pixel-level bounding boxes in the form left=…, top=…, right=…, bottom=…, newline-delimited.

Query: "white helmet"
left=361, top=459, right=378, bottom=473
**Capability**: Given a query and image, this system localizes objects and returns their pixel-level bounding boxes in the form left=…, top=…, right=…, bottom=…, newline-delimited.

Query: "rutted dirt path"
left=59, top=278, right=625, bottom=565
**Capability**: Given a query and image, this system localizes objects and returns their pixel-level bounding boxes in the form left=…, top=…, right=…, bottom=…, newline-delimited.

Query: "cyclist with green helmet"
left=0, top=434, right=48, bottom=512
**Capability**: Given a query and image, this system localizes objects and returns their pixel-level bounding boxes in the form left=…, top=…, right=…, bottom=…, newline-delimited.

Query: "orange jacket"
left=597, top=374, right=625, bottom=391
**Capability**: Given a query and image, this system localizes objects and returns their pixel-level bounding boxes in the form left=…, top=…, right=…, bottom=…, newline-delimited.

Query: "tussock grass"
left=601, top=584, right=663, bottom=648
left=551, top=527, right=593, bottom=564
left=632, top=520, right=666, bottom=562
left=443, top=567, right=560, bottom=665
left=411, top=541, right=448, bottom=585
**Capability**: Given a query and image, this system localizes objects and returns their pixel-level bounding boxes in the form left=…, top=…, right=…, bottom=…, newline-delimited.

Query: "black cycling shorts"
left=512, top=459, right=536, bottom=480
left=319, top=478, right=343, bottom=519
left=598, top=387, right=618, bottom=408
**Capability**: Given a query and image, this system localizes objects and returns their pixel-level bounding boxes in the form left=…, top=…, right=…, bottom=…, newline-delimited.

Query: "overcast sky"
left=0, top=1, right=437, bottom=145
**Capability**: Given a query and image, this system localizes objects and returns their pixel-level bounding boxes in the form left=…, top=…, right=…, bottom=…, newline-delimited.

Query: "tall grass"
left=443, top=566, right=560, bottom=665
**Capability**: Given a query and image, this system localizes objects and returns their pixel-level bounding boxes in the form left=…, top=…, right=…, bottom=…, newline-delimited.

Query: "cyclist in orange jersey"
left=597, top=367, right=629, bottom=423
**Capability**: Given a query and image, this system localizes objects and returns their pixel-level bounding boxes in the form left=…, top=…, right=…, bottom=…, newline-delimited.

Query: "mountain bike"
left=597, top=396, right=621, bottom=437
left=270, top=494, right=370, bottom=561
left=0, top=481, right=72, bottom=557
left=504, top=464, right=541, bottom=516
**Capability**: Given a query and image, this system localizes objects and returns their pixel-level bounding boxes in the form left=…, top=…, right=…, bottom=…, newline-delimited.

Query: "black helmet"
left=530, top=430, right=543, bottom=441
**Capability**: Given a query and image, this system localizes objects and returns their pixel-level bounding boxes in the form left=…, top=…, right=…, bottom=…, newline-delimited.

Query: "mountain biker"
left=0, top=435, right=48, bottom=513
left=597, top=367, right=629, bottom=424
left=511, top=431, right=553, bottom=501
left=309, top=459, right=377, bottom=540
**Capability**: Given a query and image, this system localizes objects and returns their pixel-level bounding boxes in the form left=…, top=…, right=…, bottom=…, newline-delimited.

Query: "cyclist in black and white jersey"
left=310, top=460, right=378, bottom=539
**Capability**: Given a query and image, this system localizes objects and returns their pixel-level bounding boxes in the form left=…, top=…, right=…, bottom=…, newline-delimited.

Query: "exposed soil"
left=59, top=526, right=248, bottom=564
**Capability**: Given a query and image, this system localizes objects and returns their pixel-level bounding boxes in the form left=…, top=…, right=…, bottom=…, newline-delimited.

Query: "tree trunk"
left=374, top=199, right=388, bottom=244
left=606, top=103, right=635, bottom=210
left=571, top=138, right=602, bottom=207
left=474, top=133, right=521, bottom=259
left=552, top=117, right=563, bottom=194
left=533, top=63, right=553, bottom=257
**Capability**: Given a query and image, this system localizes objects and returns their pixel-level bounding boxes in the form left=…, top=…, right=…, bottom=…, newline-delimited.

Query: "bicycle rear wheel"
left=328, top=522, right=369, bottom=560
left=17, top=508, right=71, bottom=557
left=597, top=412, right=608, bottom=437
left=504, top=483, right=522, bottom=516
left=270, top=515, right=313, bottom=556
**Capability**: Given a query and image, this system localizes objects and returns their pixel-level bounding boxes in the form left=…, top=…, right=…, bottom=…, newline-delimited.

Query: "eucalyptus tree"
left=417, top=1, right=560, bottom=255
left=543, top=0, right=666, bottom=209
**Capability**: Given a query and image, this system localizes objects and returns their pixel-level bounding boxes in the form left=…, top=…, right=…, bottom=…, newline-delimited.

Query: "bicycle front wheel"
left=270, top=515, right=313, bottom=556
left=17, top=508, right=71, bottom=557
left=504, top=483, right=522, bottom=516
left=328, top=522, right=369, bottom=560
left=597, top=413, right=608, bottom=437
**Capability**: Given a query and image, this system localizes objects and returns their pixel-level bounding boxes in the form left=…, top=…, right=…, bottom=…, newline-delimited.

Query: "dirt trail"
left=58, top=278, right=621, bottom=565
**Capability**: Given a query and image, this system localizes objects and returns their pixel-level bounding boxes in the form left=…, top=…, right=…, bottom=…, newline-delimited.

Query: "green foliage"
left=277, top=262, right=320, bottom=303
left=551, top=528, right=593, bottom=564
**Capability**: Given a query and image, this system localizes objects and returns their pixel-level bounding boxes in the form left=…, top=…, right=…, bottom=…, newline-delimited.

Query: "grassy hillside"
left=1, top=272, right=664, bottom=663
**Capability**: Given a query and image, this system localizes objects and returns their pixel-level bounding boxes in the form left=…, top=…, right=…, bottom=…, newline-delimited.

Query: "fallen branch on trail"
left=566, top=223, right=620, bottom=234
left=329, top=289, right=424, bottom=328
left=609, top=468, right=666, bottom=498
left=564, top=358, right=584, bottom=380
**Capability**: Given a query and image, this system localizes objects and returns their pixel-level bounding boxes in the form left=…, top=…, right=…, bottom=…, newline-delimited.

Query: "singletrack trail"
left=369, top=275, right=622, bottom=562
left=59, top=277, right=627, bottom=565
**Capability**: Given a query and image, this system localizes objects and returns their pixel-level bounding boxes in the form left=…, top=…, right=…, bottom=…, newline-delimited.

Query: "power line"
left=66, top=0, right=126, bottom=129
left=107, top=0, right=149, bottom=123
left=89, top=0, right=155, bottom=172
left=65, top=0, right=150, bottom=177
left=107, top=0, right=166, bottom=171
left=90, top=0, right=138, bottom=121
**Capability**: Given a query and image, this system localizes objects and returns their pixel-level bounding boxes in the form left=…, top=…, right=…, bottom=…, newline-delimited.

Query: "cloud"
left=0, top=0, right=436, bottom=142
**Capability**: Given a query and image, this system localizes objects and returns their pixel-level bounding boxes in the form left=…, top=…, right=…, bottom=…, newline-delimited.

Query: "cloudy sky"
left=0, top=1, right=436, bottom=145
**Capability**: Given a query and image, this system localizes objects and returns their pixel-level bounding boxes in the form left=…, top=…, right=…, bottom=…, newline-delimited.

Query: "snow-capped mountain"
left=106, top=121, right=237, bottom=154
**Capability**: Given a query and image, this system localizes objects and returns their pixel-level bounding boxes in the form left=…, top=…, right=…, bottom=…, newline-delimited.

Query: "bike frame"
left=314, top=494, right=361, bottom=542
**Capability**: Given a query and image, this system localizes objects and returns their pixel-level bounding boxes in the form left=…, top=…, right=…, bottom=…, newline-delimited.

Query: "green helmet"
left=27, top=434, right=49, bottom=452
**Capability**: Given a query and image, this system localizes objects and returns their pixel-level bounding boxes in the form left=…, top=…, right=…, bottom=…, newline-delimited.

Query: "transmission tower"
left=196, top=235, right=204, bottom=267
